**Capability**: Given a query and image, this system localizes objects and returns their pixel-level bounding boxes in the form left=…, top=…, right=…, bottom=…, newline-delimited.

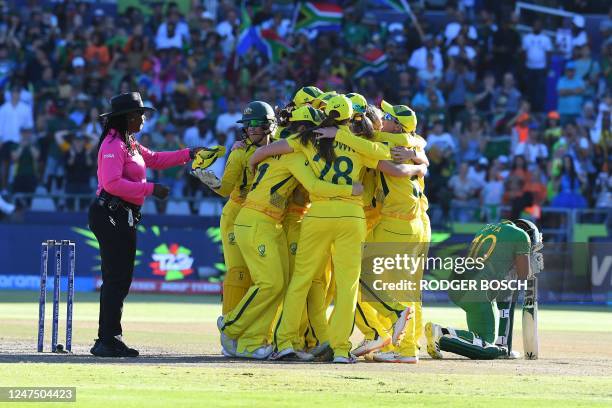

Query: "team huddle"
left=191, top=86, right=543, bottom=363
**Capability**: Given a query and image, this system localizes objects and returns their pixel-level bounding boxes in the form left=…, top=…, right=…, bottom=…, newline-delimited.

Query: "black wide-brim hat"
left=99, top=92, right=156, bottom=118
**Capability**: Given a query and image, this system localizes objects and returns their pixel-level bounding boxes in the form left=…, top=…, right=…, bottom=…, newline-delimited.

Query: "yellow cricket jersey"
left=242, top=152, right=353, bottom=221
left=411, top=134, right=429, bottom=213
left=372, top=131, right=422, bottom=220
left=286, top=126, right=379, bottom=206
left=214, top=145, right=257, bottom=204
left=273, top=126, right=293, bottom=141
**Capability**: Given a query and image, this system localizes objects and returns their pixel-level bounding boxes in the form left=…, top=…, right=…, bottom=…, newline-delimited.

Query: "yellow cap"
left=292, top=86, right=323, bottom=107
left=324, top=94, right=353, bottom=121
left=312, top=91, right=338, bottom=109
left=191, top=145, right=227, bottom=170
left=289, top=106, right=325, bottom=125
left=346, top=92, right=367, bottom=114
left=380, top=99, right=417, bottom=132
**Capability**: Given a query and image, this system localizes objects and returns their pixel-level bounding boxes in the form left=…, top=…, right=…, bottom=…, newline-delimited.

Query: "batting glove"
left=530, top=252, right=544, bottom=275
left=191, top=168, right=221, bottom=189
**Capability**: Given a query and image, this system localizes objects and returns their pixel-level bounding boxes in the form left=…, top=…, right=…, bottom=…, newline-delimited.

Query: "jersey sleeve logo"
left=103, top=153, right=115, bottom=159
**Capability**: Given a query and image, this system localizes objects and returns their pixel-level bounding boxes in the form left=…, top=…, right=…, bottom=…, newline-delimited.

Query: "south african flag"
left=294, top=2, right=343, bottom=32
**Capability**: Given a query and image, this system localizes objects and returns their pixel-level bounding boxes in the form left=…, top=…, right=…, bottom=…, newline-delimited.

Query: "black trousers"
left=88, top=201, right=137, bottom=342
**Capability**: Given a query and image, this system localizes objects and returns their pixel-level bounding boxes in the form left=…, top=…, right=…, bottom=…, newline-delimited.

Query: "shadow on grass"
left=0, top=354, right=323, bottom=365
left=0, top=290, right=221, bottom=304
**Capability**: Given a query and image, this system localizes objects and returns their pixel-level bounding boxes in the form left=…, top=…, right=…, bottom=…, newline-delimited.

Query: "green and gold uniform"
left=213, top=146, right=256, bottom=314
left=274, top=125, right=382, bottom=358
left=222, top=152, right=353, bottom=354
left=437, top=222, right=530, bottom=359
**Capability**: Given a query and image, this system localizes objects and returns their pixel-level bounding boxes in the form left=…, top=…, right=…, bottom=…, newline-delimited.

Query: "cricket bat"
left=522, top=276, right=538, bottom=360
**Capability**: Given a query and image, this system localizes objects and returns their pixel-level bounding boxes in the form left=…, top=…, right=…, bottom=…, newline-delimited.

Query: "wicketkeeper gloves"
left=191, top=168, right=221, bottom=190
left=191, top=145, right=227, bottom=171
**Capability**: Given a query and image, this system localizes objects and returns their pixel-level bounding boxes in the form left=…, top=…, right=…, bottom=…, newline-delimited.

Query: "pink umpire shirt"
left=96, top=129, right=191, bottom=206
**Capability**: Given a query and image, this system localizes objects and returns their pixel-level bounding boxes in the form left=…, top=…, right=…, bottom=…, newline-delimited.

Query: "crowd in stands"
left=0, top=0, right=610, bottom=222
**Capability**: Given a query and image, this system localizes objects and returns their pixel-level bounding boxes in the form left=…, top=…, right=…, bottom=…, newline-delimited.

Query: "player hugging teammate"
left=192, top=87, right=542, bottom=363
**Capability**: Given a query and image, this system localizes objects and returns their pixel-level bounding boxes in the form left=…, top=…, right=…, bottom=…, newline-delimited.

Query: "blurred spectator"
left=459, top=116, right=486, bottom=163
left=514, top=128, right=549, bottom=165
left=10, top=127, right=40, bottom=208
left=508, top=100, right=532, bottom=145
left=444, top=7, right=477, bottom=46
left=557, top=62, right=585, bottom=124
left=157, top=126, right=185, bottom=203
left=551, top=155, right=587, bottom=208
left=524, top=166, right=548, bottom=205
left=215, top=99, right=241, bottom=146
left=509, top=154, right=530, bottom=185
left=448, top=162, right=480, bottom=220
left=473, top=72, right=496, bottom=113
left=409, top=34, right=444, bottom=74
left=447, top=35, right=477, bottom=64
left=184, top=118, right=216, bottom=148
left=544, top=111, right=562, bottom=148
left=0, top=85, right=34, bottom=146
left=521, top=19, right=552, bottom=112
left=416, top=53, right=443, bottom=86
left=467, top=157, right=488, bottom=188
left=155, top=6, right=190, bottom=50
left=62, top=133, right=94, bottom=211
left=492, top=16, right=521, bottom=79
left=480, top=167, right=504, bottom=221
left=574, top=45, right=600, bottom=100
left=0, top=86, right=34, bottom=190
left=426, top=121, right=457, bottom=154
left=443, top=57, right=475, bottom=121
left=494, top=72, right=521, bottom=114
left=85, top=33, right=111, bottom=75
left=566, top=15, right=588, bottom=60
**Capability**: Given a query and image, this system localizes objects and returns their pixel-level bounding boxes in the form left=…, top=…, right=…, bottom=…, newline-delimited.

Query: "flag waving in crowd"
left=293, top=2, right=343, bottom=32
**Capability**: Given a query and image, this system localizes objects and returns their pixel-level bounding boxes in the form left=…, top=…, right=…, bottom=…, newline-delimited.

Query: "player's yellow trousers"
left=355, top=207, right=393, bottom=343
left=220, top=200, right=251, bottom=315
left=275, top=201, right=366, bottom=358
left=282, top=213, right=334, bottom=350
left=223, top=208, right=289, bottom=353
left=365, top=216, right=424, bottom=357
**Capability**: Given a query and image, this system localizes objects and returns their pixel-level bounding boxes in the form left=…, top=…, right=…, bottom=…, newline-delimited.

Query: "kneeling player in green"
left=425, top=219, right=543, bottom=360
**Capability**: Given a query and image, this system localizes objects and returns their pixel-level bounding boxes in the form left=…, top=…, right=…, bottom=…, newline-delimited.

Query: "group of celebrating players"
left=191, top=86, right=543, bottom=363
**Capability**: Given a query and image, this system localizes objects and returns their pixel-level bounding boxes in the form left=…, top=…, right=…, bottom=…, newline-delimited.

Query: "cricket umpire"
left=88, top=92, right=203, bottom=357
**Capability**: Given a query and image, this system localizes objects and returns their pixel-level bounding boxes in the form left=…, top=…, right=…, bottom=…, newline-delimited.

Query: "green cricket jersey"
left=467, top=222, right=531, bottom=281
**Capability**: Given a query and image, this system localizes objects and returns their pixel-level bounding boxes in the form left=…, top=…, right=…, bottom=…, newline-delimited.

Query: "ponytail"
left=295, top=111, right=342, bottom=164
left=96, top=114, right=130, bottom=153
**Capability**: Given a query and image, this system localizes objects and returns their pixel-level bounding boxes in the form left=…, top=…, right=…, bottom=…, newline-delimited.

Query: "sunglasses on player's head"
left=244, top=119, right=269, bottom=128
left=383, top=112, right=401, bottom=125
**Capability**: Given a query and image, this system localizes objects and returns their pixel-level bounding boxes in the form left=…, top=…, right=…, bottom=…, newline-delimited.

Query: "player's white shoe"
left=333, top=353, right=357, bottom=364
left=217, top=316, right=236, bottom=356
left=425, top=322, right=443, bottom=359
left=235, top=345, right=273, bottom=360
left=392, top=306, right=414, bottom=346
left=352, top=337, right=391, bottom=357
left=372, top=351, right=418, bottom=364
left=269, top=347, right=314, bottom=362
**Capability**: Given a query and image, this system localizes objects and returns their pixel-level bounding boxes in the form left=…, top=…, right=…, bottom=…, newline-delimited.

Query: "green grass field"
left=1, top=291, right=611, bottom=407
